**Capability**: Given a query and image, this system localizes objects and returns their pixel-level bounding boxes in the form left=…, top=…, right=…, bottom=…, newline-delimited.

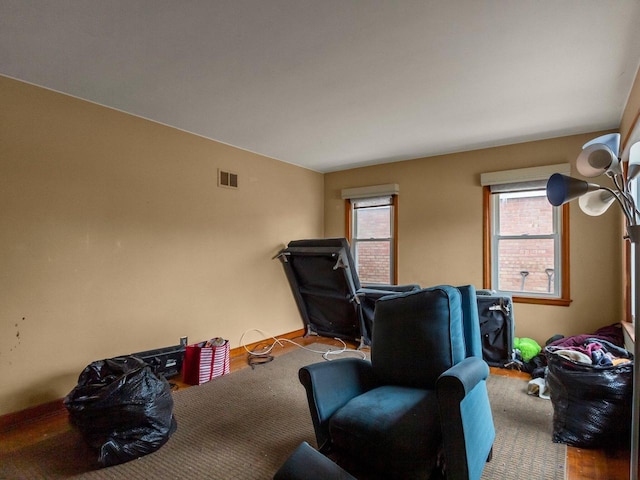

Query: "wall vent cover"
left=218, top=169, right=238, bottom=189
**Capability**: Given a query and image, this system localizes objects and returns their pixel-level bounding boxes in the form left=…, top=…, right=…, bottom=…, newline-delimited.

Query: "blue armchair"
left=298, top=285, right=495, bottom=479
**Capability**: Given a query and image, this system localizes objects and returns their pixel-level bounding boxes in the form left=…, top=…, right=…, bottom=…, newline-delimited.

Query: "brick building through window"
left=352, top=202, right=392, bottom=284
left=494, top=192, right=556, bottom=294
left=342, top=184, right=399, bottom=285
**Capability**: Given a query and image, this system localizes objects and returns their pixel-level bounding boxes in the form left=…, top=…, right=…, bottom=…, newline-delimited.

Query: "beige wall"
left=0, top=76, right=324, bottom=415
left=325, top=134, right=624, bottom=346
left=3, top=64, right=639, bottom=416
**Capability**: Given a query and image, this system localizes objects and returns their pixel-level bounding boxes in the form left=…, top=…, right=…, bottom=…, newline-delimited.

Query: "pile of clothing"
left=545, top=322, right=626, bottom=357
left=522, top=323, right=629, bottom=400
left=546, top=338, right=631, bottom=367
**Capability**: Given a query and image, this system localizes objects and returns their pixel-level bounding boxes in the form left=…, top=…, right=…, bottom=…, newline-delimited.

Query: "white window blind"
left=481, top=164, right=571, bottom=192
left=341, top=184, right=399, bottom=200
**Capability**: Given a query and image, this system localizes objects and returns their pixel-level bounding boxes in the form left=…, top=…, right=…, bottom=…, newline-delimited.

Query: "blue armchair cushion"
left=329, top=385, right=440, bottom=474
left=298, top=358, right=376, bottom=451
left=372, top=285, right=465, bottom=388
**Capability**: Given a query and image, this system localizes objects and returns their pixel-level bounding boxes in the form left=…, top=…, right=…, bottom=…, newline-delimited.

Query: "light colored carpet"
left=482, top=374, right=565, bottom=479
left=0, top=344, right=565, bottom=479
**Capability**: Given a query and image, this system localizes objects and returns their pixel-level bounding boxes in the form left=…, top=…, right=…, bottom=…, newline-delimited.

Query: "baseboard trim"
left=229, top=328, right=306, bottom=358
left=0, top=398, right=66, bottom=433
left=0, top=328, right=308, bottom=432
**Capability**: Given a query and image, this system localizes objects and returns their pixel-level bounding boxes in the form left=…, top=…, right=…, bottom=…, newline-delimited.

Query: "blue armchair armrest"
left=437, top=356, right=489, bottom=399
left=436, top=357, right=495, bottom=480
left=299, top=358, right=376, bottom=451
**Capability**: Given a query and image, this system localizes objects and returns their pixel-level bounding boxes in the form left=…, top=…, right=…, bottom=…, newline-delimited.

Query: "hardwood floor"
left=0, top=334, right=631, bottom=479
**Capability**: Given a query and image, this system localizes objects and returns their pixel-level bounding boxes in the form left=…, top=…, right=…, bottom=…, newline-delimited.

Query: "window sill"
left=622, top=320, right=635, bottom=343
left=511, top=295, right=572, bottom=307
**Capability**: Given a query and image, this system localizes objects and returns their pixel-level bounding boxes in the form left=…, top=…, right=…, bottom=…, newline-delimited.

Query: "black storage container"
left=476, top=293, right=515, bottom=367
left=131, top=344, right=185, bottom=379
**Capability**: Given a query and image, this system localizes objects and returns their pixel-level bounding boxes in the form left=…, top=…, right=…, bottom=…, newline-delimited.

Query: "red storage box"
left=182, top=339, right=230, bottom=385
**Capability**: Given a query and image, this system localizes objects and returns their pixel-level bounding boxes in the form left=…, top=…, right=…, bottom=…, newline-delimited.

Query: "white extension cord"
left=238, top=329, right=367, bottom=361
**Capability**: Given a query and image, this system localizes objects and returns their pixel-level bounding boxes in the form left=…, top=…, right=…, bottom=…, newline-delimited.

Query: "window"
left=481, top=165, right=571, bottom=306
left=349, top=196, right=396, bottom=284
left=342, top=184, right=399, bottom=285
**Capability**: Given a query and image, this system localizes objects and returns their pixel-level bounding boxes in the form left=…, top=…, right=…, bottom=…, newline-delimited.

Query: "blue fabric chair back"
left=457, top=284, right=483, bottom=358
left=371, top=285, right=465, bottom=389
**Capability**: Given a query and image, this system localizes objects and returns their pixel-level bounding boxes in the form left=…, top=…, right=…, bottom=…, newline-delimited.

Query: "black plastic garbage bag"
left=64, top=356, right=177, bottom=467
left=545, top=344, right=632, bottom=448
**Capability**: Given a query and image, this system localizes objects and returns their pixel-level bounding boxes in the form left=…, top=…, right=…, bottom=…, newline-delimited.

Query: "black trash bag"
left=64, top=356, right=177, bottom=467
left=545, top=344, right=632, bottom=449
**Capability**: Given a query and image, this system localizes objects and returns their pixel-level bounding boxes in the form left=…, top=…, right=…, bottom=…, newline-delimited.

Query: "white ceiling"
left=2, top=1, right=640, bottom=173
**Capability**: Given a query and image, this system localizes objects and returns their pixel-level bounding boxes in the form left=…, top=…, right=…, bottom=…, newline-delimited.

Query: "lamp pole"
left=546, top=133, right=640, bottom=477
left=628, top=224, right=640, bottom=480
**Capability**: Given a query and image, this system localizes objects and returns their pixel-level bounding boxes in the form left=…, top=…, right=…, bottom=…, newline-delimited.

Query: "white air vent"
left=218, top=169, right=238, bottom=189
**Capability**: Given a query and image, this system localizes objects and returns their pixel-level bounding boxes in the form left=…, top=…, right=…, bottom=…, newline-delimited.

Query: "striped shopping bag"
left=182, top=339, right=230, bottom=385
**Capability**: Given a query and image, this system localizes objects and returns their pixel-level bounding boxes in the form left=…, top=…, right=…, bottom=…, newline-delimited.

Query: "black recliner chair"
left=275, top=238, right=419, bottom=346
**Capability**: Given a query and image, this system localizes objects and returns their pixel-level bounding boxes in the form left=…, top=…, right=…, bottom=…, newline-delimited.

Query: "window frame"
left=483, top=186, right=571, bottom=306
left=346, top=194, right=399, bottom=285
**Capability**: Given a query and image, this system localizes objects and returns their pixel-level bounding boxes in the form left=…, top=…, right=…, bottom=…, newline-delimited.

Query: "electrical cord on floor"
left=239, top=328, right=367, bottom=363
left=246, top=341, right=275, bottom=369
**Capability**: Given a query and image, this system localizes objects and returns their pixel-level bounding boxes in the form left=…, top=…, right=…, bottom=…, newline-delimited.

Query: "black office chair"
left=275, top=238, right=419, bottom=346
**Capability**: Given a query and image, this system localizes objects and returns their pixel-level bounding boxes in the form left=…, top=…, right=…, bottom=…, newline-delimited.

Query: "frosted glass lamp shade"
left=576, top=133, right=621, bottom=177
left=578, top=189, right=616, bottom=216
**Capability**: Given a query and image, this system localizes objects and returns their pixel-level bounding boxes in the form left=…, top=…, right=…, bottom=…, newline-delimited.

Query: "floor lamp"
left=546, top=133, right=640, bottom=480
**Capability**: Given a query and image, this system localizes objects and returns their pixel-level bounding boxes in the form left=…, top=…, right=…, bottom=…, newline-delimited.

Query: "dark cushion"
left=273, top=441, right=356, bottom=480
left=329, top=385, right=441, bottom=474
left=372, top=285, right=464, bottom=388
